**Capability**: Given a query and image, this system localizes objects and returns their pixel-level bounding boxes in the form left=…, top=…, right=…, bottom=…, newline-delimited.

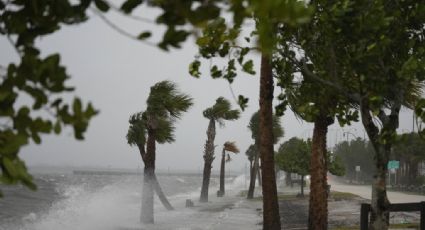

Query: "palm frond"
left=272, top=115, right=284, bottom=144
left=245, top=144, right=257, bottom=161
left=203, top=97, right=240, bottom=121
left=247, top=112, right=260, bottom=140
left=126, top=112, right=147, bottom=146
left=248, top=111, right=284, bottom=144
left=164, top=94, right=194, bottom=119
left=147, top=80, right=194, bottom=119
left=223, top=141, right=240, bottom=153
left=154, top=117, right=176, bottom=144
left=223, top=109, right=240, bottom=120
left=403, top=79, right=424, bottom=109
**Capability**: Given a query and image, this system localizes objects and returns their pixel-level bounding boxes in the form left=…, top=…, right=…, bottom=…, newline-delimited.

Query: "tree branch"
left=7, top=35, right=22, bottom=58
left=360, top=100, right=380, bottom=143
left=103, top=0, right=155, bottom=24
left=229, top=45, right=259, bottom=51
left=377, top=109, right=389, bottom=125
left=299, top=58, right=362, bottom=103
left=90, top=8, right=156, bottom=48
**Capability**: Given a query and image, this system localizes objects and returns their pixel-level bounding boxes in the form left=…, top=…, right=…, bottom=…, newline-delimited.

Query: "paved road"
left=329, top=180, right=425, bottom=203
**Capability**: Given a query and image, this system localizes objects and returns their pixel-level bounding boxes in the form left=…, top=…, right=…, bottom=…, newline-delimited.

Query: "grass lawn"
left=332, top=223, right=419, bottom=229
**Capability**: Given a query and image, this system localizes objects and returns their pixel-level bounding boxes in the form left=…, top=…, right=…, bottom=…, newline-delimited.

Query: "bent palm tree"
left=200, top=97, right=240, bottom=202
left=126, top=81, right=193, bottom=224
left=245, top=144, right=256, bottom=173
left=247, top=111, right=284, bottom=199
left=218, top=141, right=239, bottom=197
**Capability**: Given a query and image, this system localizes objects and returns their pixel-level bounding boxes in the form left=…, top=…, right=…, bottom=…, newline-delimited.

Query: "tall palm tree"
left=218, top=141, right=240, bottom=197
left=246, top=111, right=284, bottom=199
left=245, top=144, right=256, bottom=176
left=126, top=81, right=193, bottom=224
left=200, top=97, right=240, bottom=202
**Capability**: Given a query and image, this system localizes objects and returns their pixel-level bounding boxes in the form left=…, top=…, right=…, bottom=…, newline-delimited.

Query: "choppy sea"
left=0, top=171, right=253, bottom=230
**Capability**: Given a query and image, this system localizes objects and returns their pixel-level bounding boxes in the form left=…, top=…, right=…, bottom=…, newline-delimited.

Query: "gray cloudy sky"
left=0, top=5, right=417, bottom=173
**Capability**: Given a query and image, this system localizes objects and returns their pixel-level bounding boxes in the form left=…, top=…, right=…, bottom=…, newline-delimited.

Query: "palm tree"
left=246, top=111, right=284, bottom=199
left=218, top=141, right=240, bottom=197
left=200, top=97, right=240, bottom=202
left=245, top=144, right=256, bottom=176
left=126, top=81, right=193, bottom=224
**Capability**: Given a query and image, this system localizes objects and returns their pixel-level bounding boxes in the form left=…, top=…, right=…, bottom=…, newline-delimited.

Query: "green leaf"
left=237, top=95, right=249, bottom=111
left=1, top=132, right=28, bottom=155
left=366, top=43, right=376, bottom=51
left=73, top=98, right=82, bottom=114
left=242, top=60, right=255, bottom=75
left=53, top=121, right=61, bottom=134
left=210, top=65, right=222, bottom=79
left=189, top=60, right=201, bottom=78
left=3, top=157, right=17, bottom=178
left=32, top=133, right=41, bottom=144
left=21, top=178, right=37, bottom=190
left=51, top=98, right=63, bottom=107
left=121, top=0, right=143, bottom=14
left=94, top=0, right=110, bottom=12
left=137, top=31, right=151, bottom=40
left=85, top=103, right=98, bottom=117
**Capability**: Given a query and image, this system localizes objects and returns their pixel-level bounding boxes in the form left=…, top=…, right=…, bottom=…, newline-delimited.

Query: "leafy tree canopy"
left=393, top=133, right=425, bottom=162
left=0, top=0, right=100, bottom=196
left=334, top=138, right=375, bottom=180
left=277, top=137, right=345, bottom=177
left=276, top=137, right=310, bottom=176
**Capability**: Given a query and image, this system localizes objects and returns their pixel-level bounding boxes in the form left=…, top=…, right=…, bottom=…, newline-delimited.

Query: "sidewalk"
left=329, top=180, right=425, bottom=203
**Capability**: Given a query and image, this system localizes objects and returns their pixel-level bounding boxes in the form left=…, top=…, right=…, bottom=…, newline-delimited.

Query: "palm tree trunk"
left=200, top=119, right=216, bottom=202
left=138, top=143, right=174, bottom=211
left=152, top=173, right=174, bottom=210
left=218, top=148, right=225, bottom=197
left=141, top=167, right=154, bottom=223
left=301, top=175, right=305, bottom=197
left=308, top=117, right=330, bottom=230
left=259, top=54, right=281, bottom=230
left=257, top=163, right=262, bottom=186
left=200, top=161, right=212, bottom=202
left=141, top=129, right=156, bottom=223
left=247, top=149, right=258, bottom=199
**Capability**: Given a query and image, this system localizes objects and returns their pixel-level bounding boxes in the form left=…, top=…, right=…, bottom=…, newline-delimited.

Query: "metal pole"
left=360, top=203, right=370, bottom=230
left=421, top=201, right=425, bottom=230
left=245, top=163, right=247, bottom=189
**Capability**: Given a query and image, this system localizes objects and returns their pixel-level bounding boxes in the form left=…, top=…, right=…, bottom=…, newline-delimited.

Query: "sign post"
left=355, top=166, right=361, bottom=183
left=388, top=160, right=400, bottom=185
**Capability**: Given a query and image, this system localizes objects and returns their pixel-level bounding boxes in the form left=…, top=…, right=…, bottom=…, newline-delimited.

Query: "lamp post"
left=343, top=131, right=357, bottom=143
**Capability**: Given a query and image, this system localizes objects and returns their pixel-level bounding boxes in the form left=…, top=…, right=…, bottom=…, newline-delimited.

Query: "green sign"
left=388, top=160, right=400, bottom=169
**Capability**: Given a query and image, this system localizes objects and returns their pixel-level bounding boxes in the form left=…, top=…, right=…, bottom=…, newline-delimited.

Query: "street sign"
left=388, top=160, right=400, bottom=169
left=355, top=166, right=361, bottom=172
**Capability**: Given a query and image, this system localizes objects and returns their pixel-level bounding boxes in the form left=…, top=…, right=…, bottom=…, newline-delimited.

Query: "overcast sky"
left=0, top=5, right=418, bottom=173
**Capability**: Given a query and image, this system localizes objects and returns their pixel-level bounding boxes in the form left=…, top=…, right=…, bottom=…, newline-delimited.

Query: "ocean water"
left=0, top=172, right=257, bottom=230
